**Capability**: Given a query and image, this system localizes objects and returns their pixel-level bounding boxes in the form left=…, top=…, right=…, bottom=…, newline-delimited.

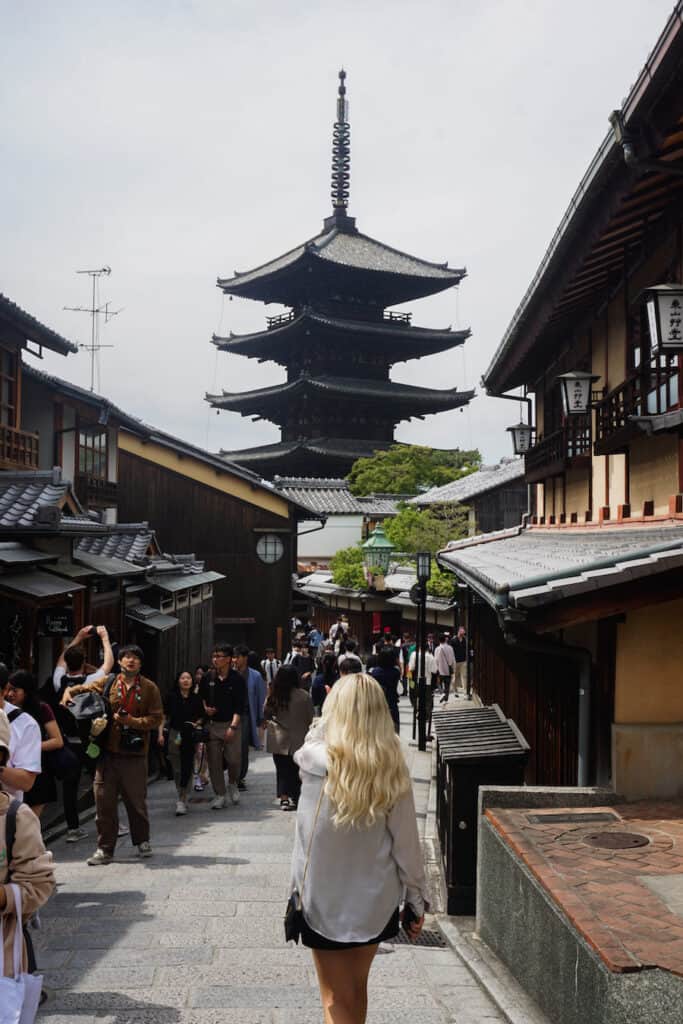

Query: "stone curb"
left=425, top=747, right=550, bottom=1024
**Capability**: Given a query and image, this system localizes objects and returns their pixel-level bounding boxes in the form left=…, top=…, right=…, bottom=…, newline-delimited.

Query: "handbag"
left=284, top=778, right=325, bottom=943
left=0, top=871, right=43, bottom=1024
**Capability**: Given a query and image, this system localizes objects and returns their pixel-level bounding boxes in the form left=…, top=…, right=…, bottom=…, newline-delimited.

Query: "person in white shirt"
left=261, top=648, right=282, bottom=685
left=434, top=635, right=456, bottom=702
left=0, top=664, right=41, bottom=802
left=52, top=625, right=114, bottom=700
left=291, top=673, right=428, bottom=1021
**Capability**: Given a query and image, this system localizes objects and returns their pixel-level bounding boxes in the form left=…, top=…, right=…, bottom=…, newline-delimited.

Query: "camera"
left=119, top=727, right=144, bottom=752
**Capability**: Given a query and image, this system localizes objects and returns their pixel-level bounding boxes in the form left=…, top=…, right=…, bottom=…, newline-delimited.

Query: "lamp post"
left=415, top=552, right=431, bottom=752
left=641, top=284, right=683, bottom=353
left=361, top=524, right=394, bottom=585
left=556, top=371, right=600, bottom=416
left=506, top=421, right=534, bottom=455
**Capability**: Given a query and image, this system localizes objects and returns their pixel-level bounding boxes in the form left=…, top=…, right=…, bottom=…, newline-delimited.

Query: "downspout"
left=488, top=389, right=534, bottom=525
left=504, top=631, right=592, bottom=787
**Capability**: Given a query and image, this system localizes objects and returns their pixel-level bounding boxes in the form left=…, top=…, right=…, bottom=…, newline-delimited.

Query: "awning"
left=0, top=543, right=56, bottom=567
left=74, top=552, right=146, bottom=577
left=151, top=570, right=225, bottom=593
left=386, top=591, right=455, bottom=612
left=0, top=570, right=86, bottom=599
left=437, top=524, right=683, bottom=615
left=126, top=604, right=179, bottom=632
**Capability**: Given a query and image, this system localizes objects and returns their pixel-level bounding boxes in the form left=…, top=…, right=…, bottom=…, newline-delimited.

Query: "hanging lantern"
left=557, top=371, right=600, bottom=416
left=362, top=524, right=394, bottom=576
left=416, top=551, right=432, bottom=584
left=642, top=284, right=683, bottom=353
left=506, top=421, right=534, bottom=455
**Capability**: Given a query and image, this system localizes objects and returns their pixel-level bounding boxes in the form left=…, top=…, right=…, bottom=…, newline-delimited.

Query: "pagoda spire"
left=325, top=69, right=357, bottom=232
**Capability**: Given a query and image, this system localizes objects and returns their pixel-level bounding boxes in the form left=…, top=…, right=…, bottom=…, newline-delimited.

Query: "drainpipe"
left=484, top=389, right=535, bottom=526
left=504, top=632, right=592, bottom=787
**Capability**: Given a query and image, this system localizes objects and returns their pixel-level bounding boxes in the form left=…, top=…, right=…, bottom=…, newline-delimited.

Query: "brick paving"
left=33, top=699, right=507, bottom=1024
left=486, top=801, right=683, bottom=976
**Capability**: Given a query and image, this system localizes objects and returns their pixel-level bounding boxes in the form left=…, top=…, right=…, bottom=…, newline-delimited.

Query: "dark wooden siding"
left=118, top=451, right=294, bottom=658
left=471, top=601, right=579, bottom=786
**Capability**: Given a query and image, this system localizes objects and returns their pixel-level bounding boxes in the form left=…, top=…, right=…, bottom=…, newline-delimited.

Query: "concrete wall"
left=612, top=599, right=683, bottom=799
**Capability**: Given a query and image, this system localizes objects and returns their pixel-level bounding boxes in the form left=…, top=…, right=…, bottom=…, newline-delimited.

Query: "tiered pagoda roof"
left=208, top=70, right=474, bottom=478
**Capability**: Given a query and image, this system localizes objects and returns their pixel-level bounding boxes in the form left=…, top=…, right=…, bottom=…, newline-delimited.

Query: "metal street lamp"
left=557, top=371, right=600, bottom=416
left=642, top=284, right=683, bottom=353
left=362, top=524, right=395, bottom=577
left=415, top=551, right=431, bottom=752
left=506, top=421, right=534, bottom=455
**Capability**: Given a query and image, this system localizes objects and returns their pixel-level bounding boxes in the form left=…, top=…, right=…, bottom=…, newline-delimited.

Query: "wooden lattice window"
left=0, top=347, right=18, bottom=427
left=78, top=428, right=108, bottom=478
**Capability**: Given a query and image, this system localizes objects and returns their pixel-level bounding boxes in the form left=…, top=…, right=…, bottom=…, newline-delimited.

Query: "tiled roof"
left=218, top=226, right=464, bottom=291
left=411, top=458, right=525, bottom=506
left=76, top=524, right=155, bottom=562
left=437, top=523, right=683, bottom=613
left=273, top=477, right=400, bottom=515
left=0, top=469, right=99, bottom=534
left=208, top=375, right=474, bottom=412
left=220, top=437, right=392, bottom=464
left=0, top=294, right=78, bottom=356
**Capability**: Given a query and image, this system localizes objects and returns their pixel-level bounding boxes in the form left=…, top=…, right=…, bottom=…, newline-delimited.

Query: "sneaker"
left=87, top=848, right=113, bottom=866
left=175, top=800, right=188, bottom=816
left=137, top=841, right=153, bottom=858
left=210, top=795, right=226, bottom=810
left=65, top=827, right=88, bottom=843
left=237, top=780, right=247, bottom=791
left=228, top=783, right=240, bottom=805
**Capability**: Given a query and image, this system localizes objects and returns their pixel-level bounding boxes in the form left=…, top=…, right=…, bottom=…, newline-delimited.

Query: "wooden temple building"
left=208, top=71, right=474, bottom=478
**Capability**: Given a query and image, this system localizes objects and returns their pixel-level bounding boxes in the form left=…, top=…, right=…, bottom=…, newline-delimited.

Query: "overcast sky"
left=1, top=1, right=674, bottom=467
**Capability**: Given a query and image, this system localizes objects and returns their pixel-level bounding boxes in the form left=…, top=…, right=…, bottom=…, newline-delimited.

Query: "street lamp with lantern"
left=414, top=551, right=431, bottom=752
left=556, top=371, right=600, bottom=416
left=362, top=524, right=394, bottom=587
left=506, top=421, right=534, bottom=455
left=641, top=284, right=683, bottom=354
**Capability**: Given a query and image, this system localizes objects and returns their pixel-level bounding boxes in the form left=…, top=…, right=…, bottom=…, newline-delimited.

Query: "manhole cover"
left=584, top=831, right=649, bottom=850
left=390, top=927, right=448, bottom=948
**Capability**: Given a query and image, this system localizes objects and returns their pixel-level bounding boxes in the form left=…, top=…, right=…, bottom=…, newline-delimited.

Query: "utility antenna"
left=64, top=266, right=122, bottom=391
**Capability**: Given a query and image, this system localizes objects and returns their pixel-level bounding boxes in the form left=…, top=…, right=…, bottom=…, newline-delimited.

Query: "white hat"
left=0, top=708, right=10, bottom=758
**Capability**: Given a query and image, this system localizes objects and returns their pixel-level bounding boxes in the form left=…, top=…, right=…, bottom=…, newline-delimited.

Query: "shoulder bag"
left=2, top=801, right=43, bottom=1023
left=284, top=778, right=325, bottom=943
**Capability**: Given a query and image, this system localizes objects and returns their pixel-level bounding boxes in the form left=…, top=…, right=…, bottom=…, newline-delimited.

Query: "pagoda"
left=208, top=70, right=474, bottom=478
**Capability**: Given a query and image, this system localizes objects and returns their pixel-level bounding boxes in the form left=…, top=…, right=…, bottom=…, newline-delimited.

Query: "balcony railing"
left=525, top=416, right=591, bottom=483
left=383, top=310, right=412, bottom=325
left=266, top=311, right=296, bottom=330
left=594, top=363, right=679, bottom=455
left=75, top=474, right=118, bottom=507
left=0, top=425, right=39, bottom=470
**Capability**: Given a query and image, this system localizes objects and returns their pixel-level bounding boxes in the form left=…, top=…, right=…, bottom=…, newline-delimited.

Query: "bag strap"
left=7, top=707, right=23, bottom=723
left=7, top=883, right=23, bottom=979
left=298, top=778, right=326, bottom=908
left=5, top=797, right=21, bottom=871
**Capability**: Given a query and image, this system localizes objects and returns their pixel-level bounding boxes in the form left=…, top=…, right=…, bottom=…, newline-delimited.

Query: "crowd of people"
left=0, top=613, right=470, bottom=1023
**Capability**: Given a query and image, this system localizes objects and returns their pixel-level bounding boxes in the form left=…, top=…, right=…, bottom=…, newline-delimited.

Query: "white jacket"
left=290, top=734, right=429, bottom=942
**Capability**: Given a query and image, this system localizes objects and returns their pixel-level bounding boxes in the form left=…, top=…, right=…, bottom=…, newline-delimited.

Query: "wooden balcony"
left=0, top=424, right=39, bottom=470
left=75, top=473, right=118, bottom=507
left=266, top=311, right=296, bottom=330
left=594, top=363, right=679, bottom=455
left=525, top=416, right=591, bottom=483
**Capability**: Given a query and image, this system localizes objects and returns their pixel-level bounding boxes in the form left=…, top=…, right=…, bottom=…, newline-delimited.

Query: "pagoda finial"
left=331, top=68, right=351, bottom=213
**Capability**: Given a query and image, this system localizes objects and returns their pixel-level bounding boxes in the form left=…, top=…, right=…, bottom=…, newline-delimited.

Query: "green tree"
left=347, top=444, right=480, bottom=497
left=330, top=544, right=366, bottom=590
left=383, top=502, right=470, bottom=599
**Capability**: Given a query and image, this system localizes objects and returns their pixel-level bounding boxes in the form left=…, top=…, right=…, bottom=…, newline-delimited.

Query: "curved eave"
left=207, top=378, right=475, bottom=417
left=211, top=315, right=471, bottom=362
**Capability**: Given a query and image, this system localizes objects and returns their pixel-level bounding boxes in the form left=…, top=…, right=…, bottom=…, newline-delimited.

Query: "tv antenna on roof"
left=64, top=266, right=122, bottom=391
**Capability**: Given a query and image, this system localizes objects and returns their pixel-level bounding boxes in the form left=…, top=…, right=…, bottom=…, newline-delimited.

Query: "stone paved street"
left=35, top=701, right=506, bottom=1024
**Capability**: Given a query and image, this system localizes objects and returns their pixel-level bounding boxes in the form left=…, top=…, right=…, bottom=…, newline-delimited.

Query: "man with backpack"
left=61, top=644, right=163, bottom=865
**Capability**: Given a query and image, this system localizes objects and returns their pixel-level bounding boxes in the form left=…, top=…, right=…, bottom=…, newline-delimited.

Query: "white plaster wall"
left=298, top=514, right=364, bottom=562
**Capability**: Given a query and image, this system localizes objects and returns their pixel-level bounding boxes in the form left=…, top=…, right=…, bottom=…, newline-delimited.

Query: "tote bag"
left=0, top=884, right=43, bottom=1024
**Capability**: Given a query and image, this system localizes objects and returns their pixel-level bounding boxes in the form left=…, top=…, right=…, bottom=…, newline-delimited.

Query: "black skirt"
left=301, top=907, right=400, bottom=950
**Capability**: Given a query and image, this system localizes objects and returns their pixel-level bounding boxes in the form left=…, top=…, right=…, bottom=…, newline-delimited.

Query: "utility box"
left=434, top=703, right=529, bottom=915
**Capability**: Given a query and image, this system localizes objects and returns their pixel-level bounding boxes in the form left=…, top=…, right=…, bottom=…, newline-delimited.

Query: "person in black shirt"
left=199, top=645, right=247, bottom=809
left=159, top=670, right=204, bottom=816
left=450, top=626, right=469, bottom=697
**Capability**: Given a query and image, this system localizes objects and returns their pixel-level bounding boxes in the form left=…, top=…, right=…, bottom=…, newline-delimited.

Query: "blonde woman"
left=290, top=673, right=428, bottom=1024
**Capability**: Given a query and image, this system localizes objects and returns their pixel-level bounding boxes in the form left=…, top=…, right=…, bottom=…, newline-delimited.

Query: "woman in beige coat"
left=264, top=665, right=313, bottom=810
left=0, top=708, right=55, bottom=977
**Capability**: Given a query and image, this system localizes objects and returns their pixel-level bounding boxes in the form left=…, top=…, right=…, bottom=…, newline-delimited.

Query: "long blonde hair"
left=320, top=673, right=410, bottom=829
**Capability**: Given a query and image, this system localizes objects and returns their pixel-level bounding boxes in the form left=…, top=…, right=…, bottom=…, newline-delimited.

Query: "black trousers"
left=273, top=753, right=301, bottom=804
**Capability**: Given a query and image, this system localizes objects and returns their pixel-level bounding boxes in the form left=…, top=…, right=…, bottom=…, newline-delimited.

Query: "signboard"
left=38, top=608, right=73, bottom=637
